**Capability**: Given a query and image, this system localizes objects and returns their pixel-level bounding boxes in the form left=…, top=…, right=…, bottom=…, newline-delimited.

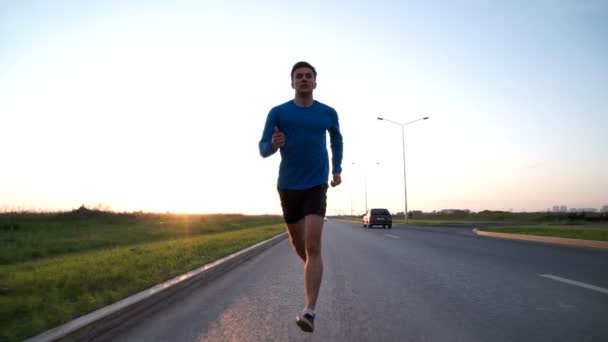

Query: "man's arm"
left=259, top=109, right=279, bottom=158
left=328, top=109, right=343, bottom=185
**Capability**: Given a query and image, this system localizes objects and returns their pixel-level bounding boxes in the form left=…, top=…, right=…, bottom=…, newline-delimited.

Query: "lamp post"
left=352, top=161, right=380, bottom=216
left=350, top=162, right=359, bottom=215
left=377, top=116, right=429, bottom=223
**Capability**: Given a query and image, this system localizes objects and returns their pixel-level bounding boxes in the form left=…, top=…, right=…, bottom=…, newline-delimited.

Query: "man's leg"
left=295, top=184, right=327, bottom=332
left=303, top=214, right=324, bottom=310
left=286, top=219, right=306, bottom=262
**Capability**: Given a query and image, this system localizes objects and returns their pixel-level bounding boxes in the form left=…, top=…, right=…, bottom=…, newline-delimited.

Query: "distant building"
left=552, top=205, right=569, bottom=213
left=601, top=205, right=608, bottom=213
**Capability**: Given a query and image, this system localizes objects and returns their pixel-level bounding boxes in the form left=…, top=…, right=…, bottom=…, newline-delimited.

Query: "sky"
left=1, top=0, right=607, bottom=215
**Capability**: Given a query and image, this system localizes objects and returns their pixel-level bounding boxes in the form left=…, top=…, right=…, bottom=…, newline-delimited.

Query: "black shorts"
left=278, top=184, right=328, bottom=224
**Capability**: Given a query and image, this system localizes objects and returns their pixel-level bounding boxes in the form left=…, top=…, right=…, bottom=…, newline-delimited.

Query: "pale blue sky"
left=1, top=0, right=606, bottom=214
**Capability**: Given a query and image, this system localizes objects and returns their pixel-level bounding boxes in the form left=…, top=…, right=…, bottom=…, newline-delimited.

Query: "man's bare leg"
left=286, top=219, right=306, bottom=262
left=303, top=214, right=324, bottom=310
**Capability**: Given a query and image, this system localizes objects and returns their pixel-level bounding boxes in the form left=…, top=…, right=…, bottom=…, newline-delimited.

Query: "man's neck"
left=294, top=93, right=314, bottom=107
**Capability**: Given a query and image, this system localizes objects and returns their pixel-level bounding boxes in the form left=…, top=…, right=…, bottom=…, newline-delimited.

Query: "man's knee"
left=305, top=239, right=321, bottom=256
left=304, top=216, right=323, bottom=256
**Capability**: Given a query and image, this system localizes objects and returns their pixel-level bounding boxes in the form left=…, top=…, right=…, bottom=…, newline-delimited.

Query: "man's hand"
left=272, top=126, right=285, bottom=149
left=330, top=174, right=342, bottom=187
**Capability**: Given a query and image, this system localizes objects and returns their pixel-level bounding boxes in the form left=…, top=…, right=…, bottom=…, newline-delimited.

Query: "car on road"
left=363, top=208, right=392, bottom=228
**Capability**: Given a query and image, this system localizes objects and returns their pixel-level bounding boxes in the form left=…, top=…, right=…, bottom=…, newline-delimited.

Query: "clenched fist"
left=272, top=126, right=285, bottom=149
left=330, top=174, right=341, bottom=187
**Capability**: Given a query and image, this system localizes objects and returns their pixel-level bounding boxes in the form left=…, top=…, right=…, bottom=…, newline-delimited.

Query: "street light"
left=352, top=161, right=380, bottom=216
left=350, top=162, right=361, bottom=215
left=377, top=116, right=429, bottom=224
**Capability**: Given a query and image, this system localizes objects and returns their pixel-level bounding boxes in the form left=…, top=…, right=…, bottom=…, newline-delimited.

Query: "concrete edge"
left=25, top=232, right=288, bottom=342
left=473, top=228, right=608, bottom=249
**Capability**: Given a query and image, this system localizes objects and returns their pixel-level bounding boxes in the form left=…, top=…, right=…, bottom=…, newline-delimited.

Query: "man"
left=259, top=61, right=343, bottom=333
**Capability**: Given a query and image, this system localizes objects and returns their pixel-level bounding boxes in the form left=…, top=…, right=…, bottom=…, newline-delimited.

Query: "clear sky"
left=1, top=0, right=607, bottom=215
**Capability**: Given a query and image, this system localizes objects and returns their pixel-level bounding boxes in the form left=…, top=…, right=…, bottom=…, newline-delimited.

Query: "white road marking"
left=384, top=234, right=400, bottom=239
left=540, top=274, right=608, bottom=295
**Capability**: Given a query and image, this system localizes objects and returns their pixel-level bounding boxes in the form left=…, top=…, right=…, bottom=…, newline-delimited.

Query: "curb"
left=473, top=228, right=608, bottom=249
left=25, top=232, right=288, bottom=342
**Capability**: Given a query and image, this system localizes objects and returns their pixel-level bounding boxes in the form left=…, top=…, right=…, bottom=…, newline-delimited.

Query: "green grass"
left=335, top=211, right=608, bottom=224
left=336, top=217, right=608, bottom=241
left=0, top=209, right=284, bottom=342
left=479, top=225, right=608, bottom=241
left=0, top=209, right=281, bottom=265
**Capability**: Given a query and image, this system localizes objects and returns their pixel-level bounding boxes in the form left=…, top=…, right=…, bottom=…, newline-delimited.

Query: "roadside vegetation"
left=406, top=210, right=607, bottom=224
left=339, top=210, right=607, bottom=224
left=0, top=207, right=284, bottom=342
left=336, top=210, right=608, bottom=241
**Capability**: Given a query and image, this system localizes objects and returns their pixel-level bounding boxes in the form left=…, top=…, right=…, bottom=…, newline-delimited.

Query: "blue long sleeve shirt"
left=259, top=100, right=343, bottom=190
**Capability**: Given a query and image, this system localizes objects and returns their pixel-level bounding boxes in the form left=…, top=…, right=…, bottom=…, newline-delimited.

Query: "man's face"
left=291, top=67, right=316, bottom=94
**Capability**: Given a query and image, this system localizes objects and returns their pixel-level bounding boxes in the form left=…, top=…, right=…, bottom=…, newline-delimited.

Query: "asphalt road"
left=108, top=220, right=608, bottom=342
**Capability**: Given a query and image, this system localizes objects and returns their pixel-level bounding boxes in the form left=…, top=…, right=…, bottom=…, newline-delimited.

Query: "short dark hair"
left=291, top=61, right=317, bottom=79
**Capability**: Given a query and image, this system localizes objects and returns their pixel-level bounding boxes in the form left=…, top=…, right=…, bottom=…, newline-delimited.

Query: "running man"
left=259, top=61, right=343, bottom=332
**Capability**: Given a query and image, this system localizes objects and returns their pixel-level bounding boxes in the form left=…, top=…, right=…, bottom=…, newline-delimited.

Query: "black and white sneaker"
left=296, top=313, right=315, bottom=332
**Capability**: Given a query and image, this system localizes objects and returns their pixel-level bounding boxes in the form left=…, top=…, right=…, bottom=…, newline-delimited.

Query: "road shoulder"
left=473, top=228, right=608, bottom=249
left=25, top=233, right=288, bottom=342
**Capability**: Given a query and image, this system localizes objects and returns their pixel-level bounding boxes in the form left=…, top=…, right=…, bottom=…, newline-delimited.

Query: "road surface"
left=107, top=219, right=608, bottom=341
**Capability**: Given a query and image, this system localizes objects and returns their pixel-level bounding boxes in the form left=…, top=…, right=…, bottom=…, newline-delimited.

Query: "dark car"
left=363, top=208, right=392, bottom=228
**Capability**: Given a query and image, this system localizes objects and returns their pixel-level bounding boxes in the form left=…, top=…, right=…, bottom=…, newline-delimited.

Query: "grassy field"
left=0, top=208, right=285, bottom=342
left=337, top=211, right=607, bottom=224
left=335, top=216, right=608, bottom=241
